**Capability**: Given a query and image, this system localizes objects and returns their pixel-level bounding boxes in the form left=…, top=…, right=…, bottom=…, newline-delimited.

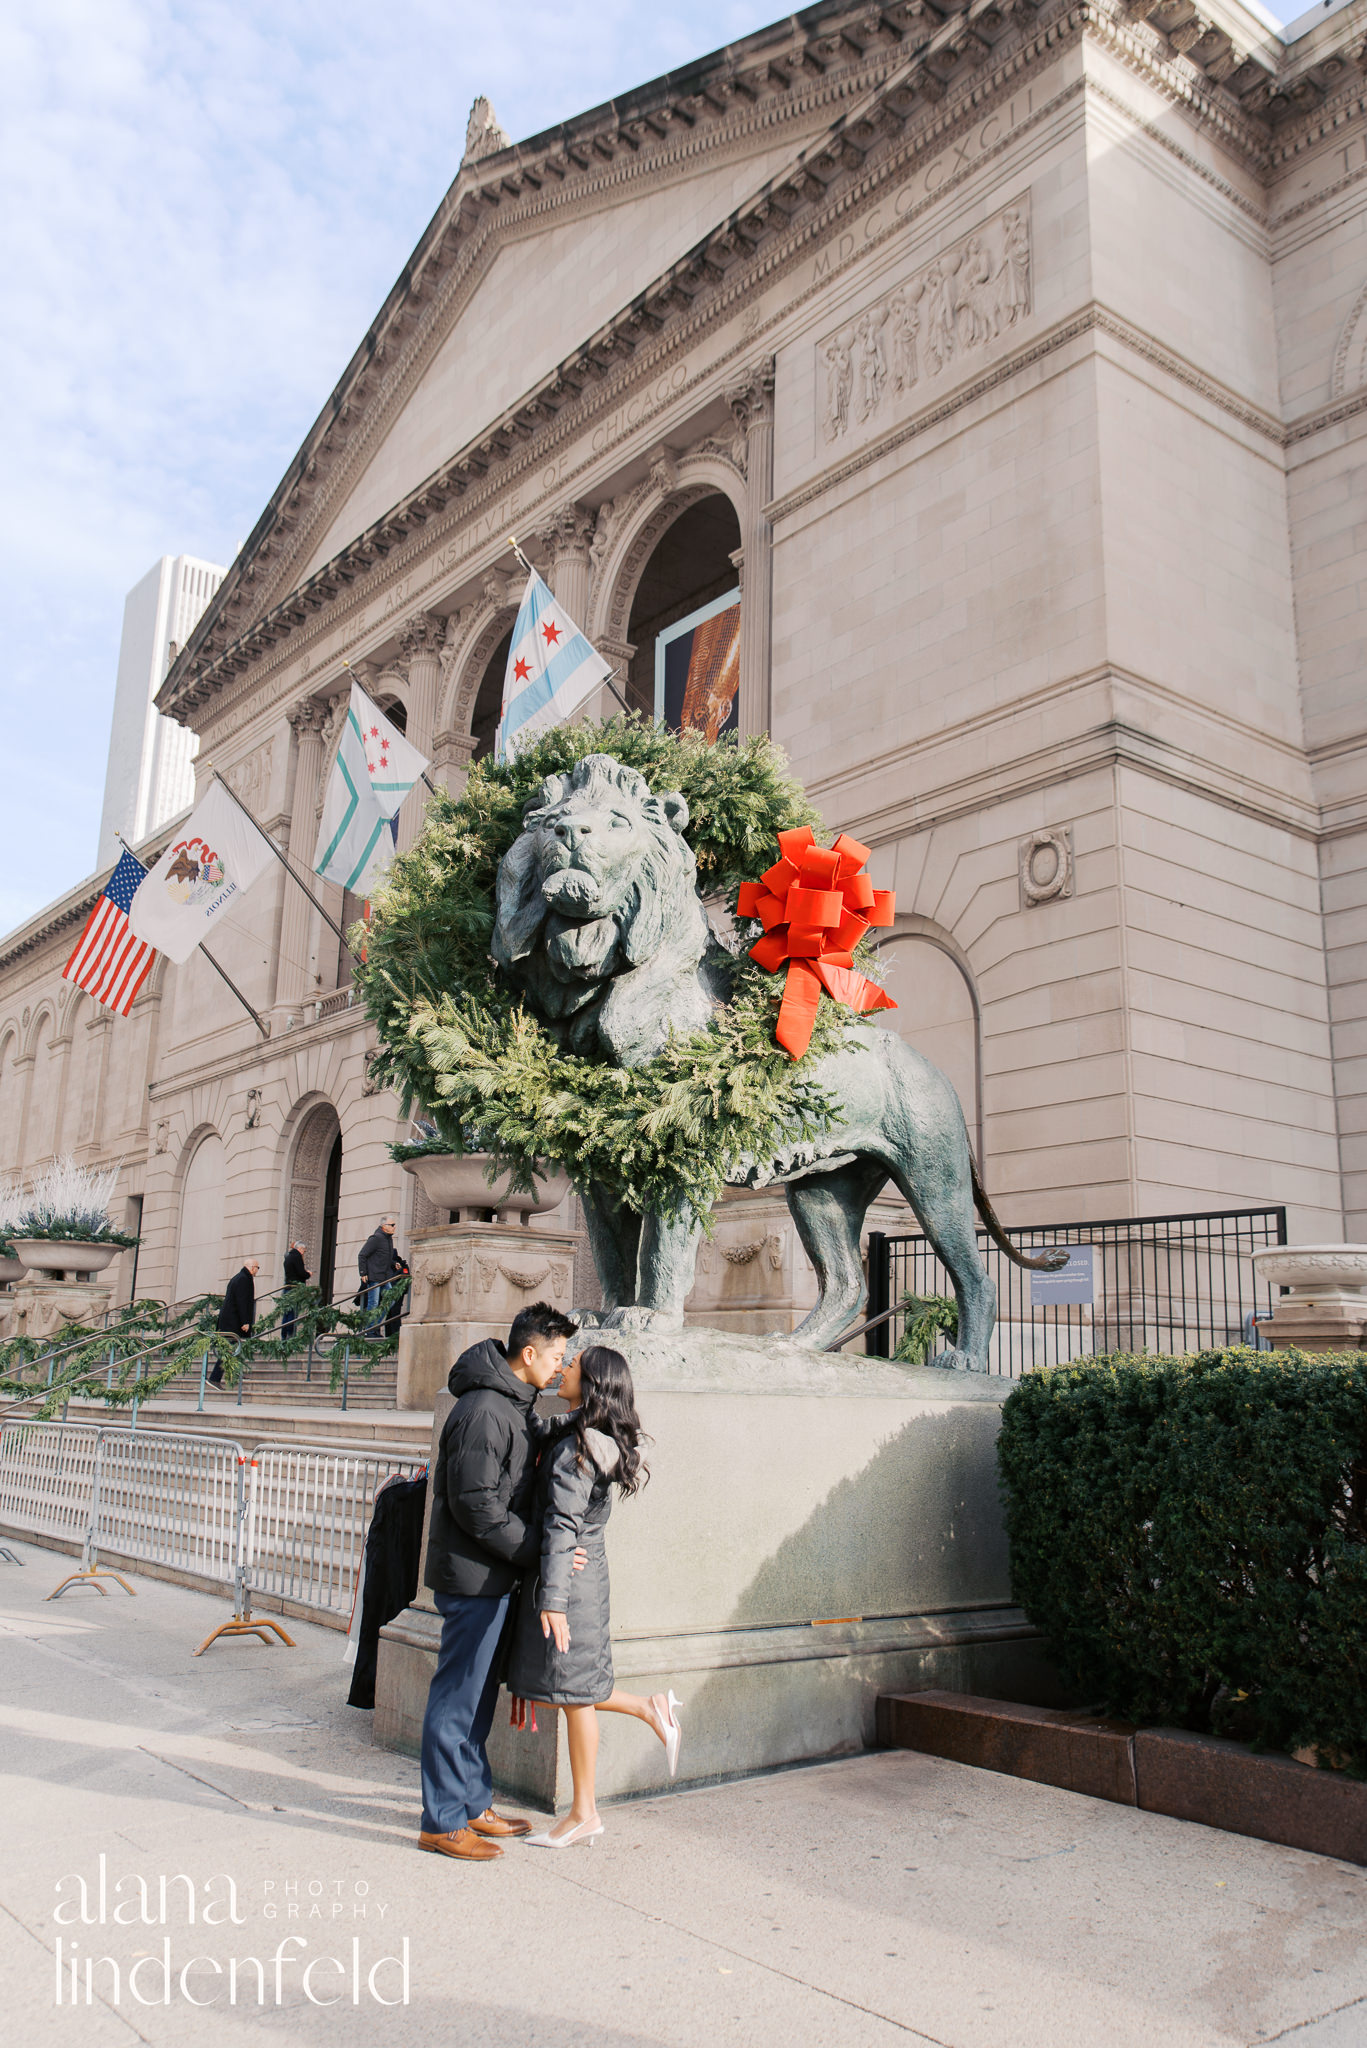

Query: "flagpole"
left=503, top=536, right=633, bottom=717
left=200, top=948, right=271, bottom=1038
left=205, top=768, right=351, bottom=947
left=114, top=831, right=270, bottom=1038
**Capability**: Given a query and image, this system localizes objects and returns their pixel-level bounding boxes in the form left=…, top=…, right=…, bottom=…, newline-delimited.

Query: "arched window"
left=470, top=629, right=512, bottom=761
left=626, top=496, right=742, bottom=733
left=876, top=931, right=984, bottom=1170
left=175, top=1132, right=227, bottom=1304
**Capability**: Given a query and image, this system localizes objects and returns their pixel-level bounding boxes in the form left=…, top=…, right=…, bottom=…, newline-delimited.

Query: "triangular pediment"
left=299, top=130, right=820, bottom=581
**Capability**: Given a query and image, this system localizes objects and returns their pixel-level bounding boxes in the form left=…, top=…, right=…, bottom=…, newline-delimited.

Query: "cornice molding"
left=768, top=298, right=1283, bottom=527
left=807, top=664, right=1321, bottom=848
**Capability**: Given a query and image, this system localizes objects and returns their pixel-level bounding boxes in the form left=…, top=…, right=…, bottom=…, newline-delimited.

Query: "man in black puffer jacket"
left=418, top=1300, right=579, bottom=1863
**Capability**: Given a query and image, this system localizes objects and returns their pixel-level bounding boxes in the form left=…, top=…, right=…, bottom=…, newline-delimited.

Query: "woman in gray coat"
left=508, top=1345, right=682, bottom=1846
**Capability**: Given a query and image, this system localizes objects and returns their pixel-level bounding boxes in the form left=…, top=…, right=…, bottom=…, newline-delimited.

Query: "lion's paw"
left=599, top=1305, right=684, bottom=1334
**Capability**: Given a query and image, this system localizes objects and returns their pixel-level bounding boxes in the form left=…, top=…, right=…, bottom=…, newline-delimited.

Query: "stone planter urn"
left=11, top=1238, right=122, bottom=1280
left=401, top=1152, right=571, bottom=1225
left=1250, top=1244, right=1367, bottom=1352
left=0, top=1254, right=23, bottom=1286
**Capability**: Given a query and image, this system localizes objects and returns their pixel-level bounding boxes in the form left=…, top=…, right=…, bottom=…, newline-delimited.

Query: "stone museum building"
left=4, top=0, right=1367, bottom=1318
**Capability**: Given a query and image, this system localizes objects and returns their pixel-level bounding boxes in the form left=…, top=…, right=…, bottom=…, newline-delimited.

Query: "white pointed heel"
left=662, top=1689, right=683, bottom=1778
left=523, top=1816, right=603, bottom=1849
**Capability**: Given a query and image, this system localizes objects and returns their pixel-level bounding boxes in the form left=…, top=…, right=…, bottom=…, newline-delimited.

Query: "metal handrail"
left=0, top=1284, right=309, bottom=1421
left=824, top=1304, right=900, bottom=1352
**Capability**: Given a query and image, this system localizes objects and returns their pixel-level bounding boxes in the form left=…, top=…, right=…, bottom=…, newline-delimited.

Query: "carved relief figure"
left=997, top=207, right=1031, bottom=331
left=822, top=334, right=854, bottom=441
left=889, top=282, right=922, bottom=392
left=956, top=235, right=996, bottom=349
left=855, top=307, right=887, bottom=419
left=818, top=200, right=1032, bottom=441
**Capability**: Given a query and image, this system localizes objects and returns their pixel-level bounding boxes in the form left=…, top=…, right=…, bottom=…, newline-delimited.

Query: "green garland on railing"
left=0, top=1280, right=409, bottom=1421
left=355, top=716, right=861, bottom=1222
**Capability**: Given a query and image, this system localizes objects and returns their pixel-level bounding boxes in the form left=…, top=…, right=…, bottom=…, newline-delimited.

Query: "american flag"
left=62, top=848, right=157, bottom=1017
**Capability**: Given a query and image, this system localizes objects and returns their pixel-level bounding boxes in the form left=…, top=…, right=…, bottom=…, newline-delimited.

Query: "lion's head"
left=491, top=754, right=708, bottom=1045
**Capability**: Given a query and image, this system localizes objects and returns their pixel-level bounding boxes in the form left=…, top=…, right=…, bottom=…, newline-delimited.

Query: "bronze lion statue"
left=493, top=753, right=1062, bottom=1363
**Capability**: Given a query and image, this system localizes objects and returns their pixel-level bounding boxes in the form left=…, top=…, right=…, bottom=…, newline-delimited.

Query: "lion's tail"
left=970, top=1153, right=1069, bottom=1272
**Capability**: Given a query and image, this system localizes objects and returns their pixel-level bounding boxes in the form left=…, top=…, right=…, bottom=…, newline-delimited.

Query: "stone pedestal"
left=1251, top=1243, right=1367, bottom=1353
left=1255, top=1300, right=1367, bottom=1352
left=0, top=1277, right=113, bottom=1343
left=683, top=1185, right=911, bottom=1340
left=395, top=1220, right=580, bottom=1410
left=374, top=1326, right=1062, bottom=1805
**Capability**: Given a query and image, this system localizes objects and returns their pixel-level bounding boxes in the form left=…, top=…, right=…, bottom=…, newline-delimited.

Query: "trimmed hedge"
left=997, top=1348, right=1367, bottom=1771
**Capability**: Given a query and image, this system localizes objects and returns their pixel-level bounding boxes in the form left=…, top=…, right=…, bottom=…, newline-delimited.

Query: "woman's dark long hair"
left=573, top=1345, right=648, bottom=1497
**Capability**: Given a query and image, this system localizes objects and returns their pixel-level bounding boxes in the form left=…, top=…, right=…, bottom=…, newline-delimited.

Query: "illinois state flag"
left=497, top=571, right=612, bottom=761
left=128, top=781, right=274, bottom=964
left=314, top=683, right=429, bottom=895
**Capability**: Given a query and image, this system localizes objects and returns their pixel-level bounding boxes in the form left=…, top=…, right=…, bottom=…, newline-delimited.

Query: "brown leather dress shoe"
left=467, top=1807, right=533, bottom=1839
left=417, top=1827, right=502, bottom=1861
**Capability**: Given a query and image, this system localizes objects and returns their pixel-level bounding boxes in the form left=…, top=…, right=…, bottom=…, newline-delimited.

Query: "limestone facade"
left=6, top=0, right=1367, bottom=1316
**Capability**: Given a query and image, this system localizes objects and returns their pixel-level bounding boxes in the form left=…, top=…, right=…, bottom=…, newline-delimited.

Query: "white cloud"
left=0, top=0, right=761, bottom=935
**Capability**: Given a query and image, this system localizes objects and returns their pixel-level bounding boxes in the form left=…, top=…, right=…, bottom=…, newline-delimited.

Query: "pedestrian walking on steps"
left=417, top=1302, right=584, bottom=1864
left=209, top=1258, right=258, bottom=1388
left=357, top=1216, right=398, bottom=1333
left=281, top=1241, right=310, bottom=1348
left=508, top=1344, right=683, bottom=1847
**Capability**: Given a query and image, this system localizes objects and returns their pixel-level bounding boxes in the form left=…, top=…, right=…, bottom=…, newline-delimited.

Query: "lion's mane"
left=491, top=754, right=712, bottom=1057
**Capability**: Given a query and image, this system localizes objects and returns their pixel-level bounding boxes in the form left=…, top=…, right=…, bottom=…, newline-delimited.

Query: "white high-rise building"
left=96, top=555, right=225, bottom=869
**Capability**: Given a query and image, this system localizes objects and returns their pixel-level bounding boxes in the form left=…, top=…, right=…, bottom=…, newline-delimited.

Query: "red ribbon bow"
left=736, top=825, right=896, bottom=1060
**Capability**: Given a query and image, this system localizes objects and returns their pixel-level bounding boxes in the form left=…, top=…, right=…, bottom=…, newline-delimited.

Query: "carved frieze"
left=818, top=198, right=1031, bottom=447
left=222, top=739, right=276, bottom=807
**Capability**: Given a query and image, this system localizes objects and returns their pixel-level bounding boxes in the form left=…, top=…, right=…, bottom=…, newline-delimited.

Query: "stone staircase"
left=156, top=1350, right=400, bottom=1410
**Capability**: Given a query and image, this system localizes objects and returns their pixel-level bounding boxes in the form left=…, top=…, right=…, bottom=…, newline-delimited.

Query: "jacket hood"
left=448, top=1338, right=534, bottom=1405
left=583, top=1426, right=620, bottom=1476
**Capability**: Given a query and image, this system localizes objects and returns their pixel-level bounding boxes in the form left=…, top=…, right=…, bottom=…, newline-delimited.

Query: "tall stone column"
left=396, top=612, right=443, bottom=853
left=727, top=358, right=776, bottom=737
left=275, top=698, right=329, bottom=1018
left=542, top=502, right=608, bottom=716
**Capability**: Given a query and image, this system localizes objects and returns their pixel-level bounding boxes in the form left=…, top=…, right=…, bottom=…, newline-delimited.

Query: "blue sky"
left=1, top=0, right=764, bottom=935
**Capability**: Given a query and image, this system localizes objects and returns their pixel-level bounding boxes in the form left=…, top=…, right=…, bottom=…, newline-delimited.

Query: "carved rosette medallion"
left=1019, top=827, right=1074, bottom=909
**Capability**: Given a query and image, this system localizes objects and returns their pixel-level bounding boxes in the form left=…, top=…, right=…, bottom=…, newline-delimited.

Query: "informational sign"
left=1029, top=1244, right=1096, bottom=1307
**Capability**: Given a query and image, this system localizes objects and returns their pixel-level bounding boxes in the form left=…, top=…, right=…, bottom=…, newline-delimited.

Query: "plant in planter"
left=0, top=1175, right=23, bottom=1283
left=10, top=1156, right=139, bottom=1278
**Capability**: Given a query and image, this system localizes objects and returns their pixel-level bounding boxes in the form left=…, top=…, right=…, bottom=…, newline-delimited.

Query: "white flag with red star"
left=313, top=683, right=430, bottom=894
left=496, top=570, right=613, bottom=762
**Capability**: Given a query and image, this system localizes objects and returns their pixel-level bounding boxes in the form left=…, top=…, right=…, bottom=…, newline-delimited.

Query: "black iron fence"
left=865, top=1206, right=1288, bottom=1374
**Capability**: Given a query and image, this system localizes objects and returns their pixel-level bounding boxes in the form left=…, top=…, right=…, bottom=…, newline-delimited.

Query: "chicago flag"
left=497, top=570, right=612, bottom=762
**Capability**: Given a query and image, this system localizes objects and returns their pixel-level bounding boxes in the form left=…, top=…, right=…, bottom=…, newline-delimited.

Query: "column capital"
left=539, top=500, right=597, bottom=566
left=397, top=610, right=445, bottom=661
left=725, top=356, right=776, bottom=435
left=286, top=695, right=331, bottom=738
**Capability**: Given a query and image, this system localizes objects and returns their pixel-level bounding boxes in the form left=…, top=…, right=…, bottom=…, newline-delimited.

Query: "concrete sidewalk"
left=0, top=1540, right=1362, bottom=2048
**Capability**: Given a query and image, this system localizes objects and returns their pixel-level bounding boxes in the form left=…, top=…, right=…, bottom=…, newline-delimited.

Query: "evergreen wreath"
left=356, top=716, right=871, bottom=1222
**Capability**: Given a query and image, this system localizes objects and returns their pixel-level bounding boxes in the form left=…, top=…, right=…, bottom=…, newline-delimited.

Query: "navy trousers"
left=419, top=1590, right=511, bottom=1834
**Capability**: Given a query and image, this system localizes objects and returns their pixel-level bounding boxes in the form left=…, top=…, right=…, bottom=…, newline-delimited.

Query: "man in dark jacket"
left=208, top=1259, right=258, bottom=1387
left=281, top=1241, right=310, bottom=1347
left=357, top=1217, right=399, bottom=1332
left=418, top=1300, right=580, bottom=1863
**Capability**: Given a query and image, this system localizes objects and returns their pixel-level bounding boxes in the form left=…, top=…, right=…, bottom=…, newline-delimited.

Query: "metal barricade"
left=0, top=1420, right=102, bottom=1545
left=248, top=1439, right=426, bottom=1622
left=92, top=1428, right=246, bottom=1583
